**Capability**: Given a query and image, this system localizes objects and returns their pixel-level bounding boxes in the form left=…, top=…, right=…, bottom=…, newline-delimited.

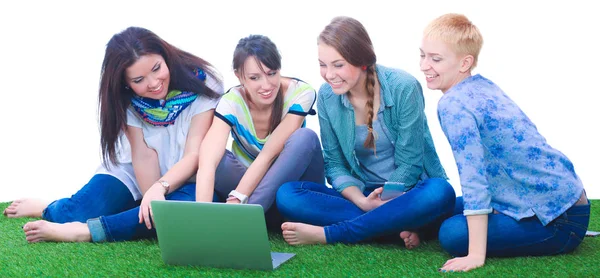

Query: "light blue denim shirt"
left=438, top=74, right=584, bottom=225
left=318, top=64, right=447, bottom=193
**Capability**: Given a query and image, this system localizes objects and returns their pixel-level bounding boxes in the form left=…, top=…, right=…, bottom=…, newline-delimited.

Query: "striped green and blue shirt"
left=215, top=78, right=316, bottom=167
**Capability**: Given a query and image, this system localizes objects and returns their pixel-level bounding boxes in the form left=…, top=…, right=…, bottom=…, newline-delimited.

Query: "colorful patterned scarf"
left=130, top=68, right=206, bottom=127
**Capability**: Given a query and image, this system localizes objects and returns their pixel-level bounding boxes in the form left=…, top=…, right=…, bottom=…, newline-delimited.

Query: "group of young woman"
left=3, top=13, right=590, bottom=272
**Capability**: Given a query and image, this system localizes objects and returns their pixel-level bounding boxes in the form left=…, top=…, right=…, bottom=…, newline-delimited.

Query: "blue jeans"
left=213, top=128, right=325, bottom=228
left=276, top=178, right=455, bottom=244
left=42, top=174, right=200, bottom=242
left=43, top=174, right=140, bottom=223
left=87, top=183, right=198, bottom=242
left=439, top=197, right=591, bottom=257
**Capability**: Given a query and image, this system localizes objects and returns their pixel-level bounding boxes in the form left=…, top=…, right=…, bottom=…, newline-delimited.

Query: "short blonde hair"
left=423, top=13, right=483, bottom=69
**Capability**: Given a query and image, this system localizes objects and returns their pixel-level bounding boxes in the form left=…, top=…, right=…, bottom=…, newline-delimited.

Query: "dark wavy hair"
left=232, top=35, right=284, bottom=134
left=98, top=26, right=222, bottom=167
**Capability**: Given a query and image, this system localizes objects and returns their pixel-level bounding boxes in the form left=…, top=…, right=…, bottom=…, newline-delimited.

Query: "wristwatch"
left=157, top=180, right=170, bottom=195
left=228, top=190, right=248, bottom=204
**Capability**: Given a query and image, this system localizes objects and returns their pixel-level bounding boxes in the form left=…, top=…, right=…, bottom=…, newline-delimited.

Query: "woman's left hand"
left=439, top=255, right=485, bottom=272
left=138, top=183, right=166, bottom=229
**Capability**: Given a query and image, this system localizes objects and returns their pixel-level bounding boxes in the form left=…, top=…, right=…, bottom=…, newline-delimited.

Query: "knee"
left=276, top=182, right=304, bottom=214
left=276, top=181, right=301, bottom=202
left=286, top=128, right=320, bottom=149
left=438, top=215, right=469, bottom=257
left=424, top=178, right=456, bottom=211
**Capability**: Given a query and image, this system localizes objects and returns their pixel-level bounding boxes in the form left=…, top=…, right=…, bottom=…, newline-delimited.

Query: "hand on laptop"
left=226, top=196, right=241, bottom=204
left=139, top=183, right=167, bottom=229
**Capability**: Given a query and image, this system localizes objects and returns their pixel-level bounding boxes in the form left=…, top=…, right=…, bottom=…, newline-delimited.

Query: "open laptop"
left=151, top=200, right=295, bottom=271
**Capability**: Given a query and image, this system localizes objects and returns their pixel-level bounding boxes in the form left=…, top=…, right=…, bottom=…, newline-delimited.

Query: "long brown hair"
left=319, top=16, right=378, bottom=150
left=232, top=35, right=284, bottom=134
left=99, top=27, right=222, bottom=167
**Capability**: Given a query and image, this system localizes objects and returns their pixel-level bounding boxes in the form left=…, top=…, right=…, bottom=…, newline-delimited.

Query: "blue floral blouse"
left=437, top=74, right=584, bottom=225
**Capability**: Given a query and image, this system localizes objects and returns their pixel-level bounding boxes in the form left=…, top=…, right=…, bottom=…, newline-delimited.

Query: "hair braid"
left=363, top=65, right=377, bottom=155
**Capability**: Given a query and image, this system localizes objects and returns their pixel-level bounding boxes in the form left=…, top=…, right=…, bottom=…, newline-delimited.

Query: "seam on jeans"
left=99, top=216, right=114, bottom=242
left=553, top=217, right=590, bottom=231
left=568, top=231, right=584, bottom=242
left=564, top=213, right=590, bottom=217
left=323, top=226, right=333, bottom=244
left=298, top=182, right=351, bottom=203
left=555, top=232, right=583, bottom=255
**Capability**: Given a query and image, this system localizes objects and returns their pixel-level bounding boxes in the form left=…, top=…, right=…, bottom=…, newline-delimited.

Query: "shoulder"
left=376, top=64, right=420, bottom=88
left=449, top=74, right=499, bottom=96
left=317, top=82, right=337, bottom=102
left=220, top=85, right=244, bottom=102
left=443, top=74, right=499, bottom=106
left=204, top=74, right=224, bottom=95
left=376, top=64, right=422, bottom=105
left=285, top=78, right=316, bottom=97
left=377, top=64, right=421, bottom=96
left=215, top=86, right=244, bottom=113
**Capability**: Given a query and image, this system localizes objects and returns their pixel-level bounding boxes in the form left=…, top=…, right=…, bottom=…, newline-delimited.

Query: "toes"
left=26, top=234, right=43, bottom=243
left=399, top=231, right=411, bottom=239
left=282, top=222, right=297, bottom=231
left=23, top=220, right=43, bottom=231
left=283, top=231, right=296, bottom=239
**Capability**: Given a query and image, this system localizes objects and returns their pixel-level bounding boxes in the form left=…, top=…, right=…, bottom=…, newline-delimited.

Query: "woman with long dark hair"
left=4, top=27, right=223, bottom=242
left=195, top=34, right=324, bottom=228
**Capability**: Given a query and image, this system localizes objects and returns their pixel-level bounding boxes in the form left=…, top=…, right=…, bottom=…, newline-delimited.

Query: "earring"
left=125, top=86, right=130, bottom=90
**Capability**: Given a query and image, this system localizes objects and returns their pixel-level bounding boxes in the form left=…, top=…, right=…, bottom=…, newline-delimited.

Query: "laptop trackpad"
left=271, top=252, right=295, bottom=269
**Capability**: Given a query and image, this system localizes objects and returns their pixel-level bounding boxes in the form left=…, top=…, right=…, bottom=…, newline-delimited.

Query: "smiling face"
left=318, top=43, right=364, bottom=95
left=420, top=38, right=472, bottom=93
left=125, top=54, right=170, bottom=99
left=238, top=56, right=281, bottom=108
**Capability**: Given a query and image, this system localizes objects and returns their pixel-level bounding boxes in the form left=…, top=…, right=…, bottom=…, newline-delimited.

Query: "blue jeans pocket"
left=551, top=204, right=590, bottom=254
left=559, top=232, right=584, bottom=254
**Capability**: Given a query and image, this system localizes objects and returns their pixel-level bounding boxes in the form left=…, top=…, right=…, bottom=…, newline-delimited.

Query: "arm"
left=387, top=80, right=426, bottom=187
left=317, top=90, right=365, bottom=193
left=196, top=118, right=231, bottom=202
left=126, top=126, right=161, bottom=195
left=438, top=96, right=492, bottom=272
left=156, top=109, right=215, bottom=192
left=230, top=113, right=304, bottom=200
left=317, top=88, right=388, bottom=210
left=341, top=186, right=388, bottom=212
left=441, top=215, right=488, bottom=272
left=138, top=110, right=215, bottom=228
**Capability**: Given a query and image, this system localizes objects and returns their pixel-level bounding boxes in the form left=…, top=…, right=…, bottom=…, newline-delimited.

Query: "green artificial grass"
left=0, top=201, right=598, bottom=277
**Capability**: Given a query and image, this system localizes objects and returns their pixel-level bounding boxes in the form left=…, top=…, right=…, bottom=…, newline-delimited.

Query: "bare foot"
left=281, top=222, right=326, bottom=245
left=3, top=199, right=50, bottom=218
left=23, top=220, right=91, bottom=243
left=400, top=231, right=420, bottom=249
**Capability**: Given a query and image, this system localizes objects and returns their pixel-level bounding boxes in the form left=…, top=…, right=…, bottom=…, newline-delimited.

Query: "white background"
left=1, top=0, right=598, bottom=202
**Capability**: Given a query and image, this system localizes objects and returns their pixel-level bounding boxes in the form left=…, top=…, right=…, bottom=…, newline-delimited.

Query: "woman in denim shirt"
left=420, top=14, right=590, bottom=272
left=276, top=16, right=455, bottom=247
